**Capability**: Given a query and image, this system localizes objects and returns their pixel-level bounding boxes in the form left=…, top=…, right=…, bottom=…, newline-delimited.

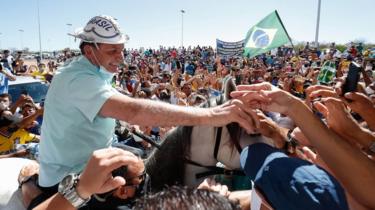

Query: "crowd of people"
left=0, top=14, right=374, bottom=210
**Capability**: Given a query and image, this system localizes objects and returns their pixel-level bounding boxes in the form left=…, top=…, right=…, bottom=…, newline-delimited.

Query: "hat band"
left=84, top=27, right=122, bottom=39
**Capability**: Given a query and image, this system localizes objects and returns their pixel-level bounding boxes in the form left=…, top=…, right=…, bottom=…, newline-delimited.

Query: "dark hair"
left=79, top=42, right=101, bottom=55
left=133, top=186, right=241, bottom=210
left=21, top=102, right=36, bottom=111
left=0, top=93, right=11, bottom=101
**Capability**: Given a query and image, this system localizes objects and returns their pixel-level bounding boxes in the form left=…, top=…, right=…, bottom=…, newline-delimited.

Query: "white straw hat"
left=69, top=15, right=127, bottom=44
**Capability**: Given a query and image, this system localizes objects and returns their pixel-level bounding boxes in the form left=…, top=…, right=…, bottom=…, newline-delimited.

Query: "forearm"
left=2, top=71, right=16, bottom=81
left=126, top=98, right=209, bottom=126
left=9, top=100, right=23, bottom=113
left=17, top=112, right=40, bottom=129
left=102, top=94, right=211, bottom=127
left=288, top=99, right=375, bottom=207
left=33, top=194, right=75, bottom=210
left=337, top=119, right=375, bottom=149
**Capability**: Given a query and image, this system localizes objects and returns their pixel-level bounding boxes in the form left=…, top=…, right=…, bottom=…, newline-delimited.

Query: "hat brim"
left=68, top=28, right=127, bottom=44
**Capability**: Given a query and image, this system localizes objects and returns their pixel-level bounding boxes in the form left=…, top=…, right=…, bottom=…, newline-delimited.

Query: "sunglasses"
left=94, top=171, right=147, bottom=202
left=124, top=171, right=146, bottom=187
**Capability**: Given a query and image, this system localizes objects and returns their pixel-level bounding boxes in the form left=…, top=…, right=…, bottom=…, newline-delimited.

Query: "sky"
left=0, top=0, right=374, bottom=52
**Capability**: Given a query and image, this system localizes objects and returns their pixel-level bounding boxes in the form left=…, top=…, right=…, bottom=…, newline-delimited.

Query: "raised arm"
left=99, top=93, right=259, bottom=134
left=232, top=85, right=375, bottom=208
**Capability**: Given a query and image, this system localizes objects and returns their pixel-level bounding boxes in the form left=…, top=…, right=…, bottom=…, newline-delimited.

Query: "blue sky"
left=1, top=0, right=374, bottom=51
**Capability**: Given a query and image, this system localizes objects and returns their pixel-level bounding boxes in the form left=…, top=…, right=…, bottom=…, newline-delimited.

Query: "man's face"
left=113, top=157, right=145, bottom=200
left=181, top=84, right=192, bottom=96
left=22, top=106, right=36, bottom=117
left=0, top=97, right=10, bottom=110
left=90, top=43, right=125, bottom=73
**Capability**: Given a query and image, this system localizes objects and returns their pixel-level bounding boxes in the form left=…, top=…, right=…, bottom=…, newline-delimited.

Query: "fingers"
left=91, top=148, right=139, bottom=174
left=309, top=90, right=338, bottom=100
left=344, top=92, right=370, bottom=102
left=198, top=178, right=230, bottom=196
left=305, top=85, right=333, bottom=95
left=219, top=184, right=230, bottom=197
left=313, top=101, right=328, bottom=118
left=231, top=100, right=260, bottom=129
left=321, top=97, right=346, bottom=111
left=334, top=79, right=345, bottom=96
left=98, top=176, right=126, bottom=194
left=302, top=146, right=317, bottom=162
left=229, top=106, right=255, bottom=133
left=236, top=83, right=273, bottom=92
left=197, top=178, right=211, bottom=190
left=221, top=100, right=257, bottom=133
left=230, top=91, right=270, bottom=104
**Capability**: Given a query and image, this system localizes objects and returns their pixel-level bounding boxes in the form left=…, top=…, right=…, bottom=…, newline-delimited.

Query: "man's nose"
left=116, top=52, right=125, bottom=63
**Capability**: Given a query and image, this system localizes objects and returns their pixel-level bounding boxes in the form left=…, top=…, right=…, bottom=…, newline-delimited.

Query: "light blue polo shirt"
left=39, top=56, right=118, bottom=187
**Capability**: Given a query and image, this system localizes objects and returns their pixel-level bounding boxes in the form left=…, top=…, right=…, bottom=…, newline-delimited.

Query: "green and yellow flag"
left=244, top=10, right=291, bottom=58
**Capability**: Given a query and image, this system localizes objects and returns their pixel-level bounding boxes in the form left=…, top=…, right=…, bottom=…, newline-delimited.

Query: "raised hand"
left=209, top=99, right=260, bottom=134
left=313, top=97, right=366, bottom=146
left=197, top=178, right=230, bottom=197
left=76, top=148, right=139, bottom=199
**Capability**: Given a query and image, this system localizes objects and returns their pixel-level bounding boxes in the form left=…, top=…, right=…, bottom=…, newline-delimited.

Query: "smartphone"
left=342, top=61, right=361, bottom=95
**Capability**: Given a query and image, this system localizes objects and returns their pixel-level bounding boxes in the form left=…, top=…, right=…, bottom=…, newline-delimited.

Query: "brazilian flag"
left=244, top=10, right=292, bottom=58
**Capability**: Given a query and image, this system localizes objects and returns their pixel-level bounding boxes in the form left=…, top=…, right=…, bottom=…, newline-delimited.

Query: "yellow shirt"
left=0, top=128, right=37, bottom=153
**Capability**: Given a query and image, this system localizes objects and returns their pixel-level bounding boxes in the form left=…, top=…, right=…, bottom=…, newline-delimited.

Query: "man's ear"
left=83, top=45, right=93, bottom=56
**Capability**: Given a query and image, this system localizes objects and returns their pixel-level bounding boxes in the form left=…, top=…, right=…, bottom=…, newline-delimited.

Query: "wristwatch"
left=284, top=129, right=299, bottom=154
left=58, top=173, right=90, bottom=208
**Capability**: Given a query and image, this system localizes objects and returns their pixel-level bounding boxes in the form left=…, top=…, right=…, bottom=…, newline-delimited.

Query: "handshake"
left=230, top=82, right=298, bottom=116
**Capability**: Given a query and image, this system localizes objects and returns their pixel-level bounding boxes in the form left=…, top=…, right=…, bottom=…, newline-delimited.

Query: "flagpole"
left=274, top=10, right=296, bottom=52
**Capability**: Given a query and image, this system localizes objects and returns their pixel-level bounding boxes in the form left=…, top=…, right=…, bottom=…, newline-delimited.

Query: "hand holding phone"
left=342, top=61, right=361, bottom=95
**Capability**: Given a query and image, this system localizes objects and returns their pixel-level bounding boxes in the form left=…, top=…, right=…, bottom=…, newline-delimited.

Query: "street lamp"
left=66, top=23, right=72, bottom=48
left=180, top=9, right=185, bottom=49
left=37, top=0, right=42, bottom=59
left=18, top=29, right=24, bottom=51
left=314, top=0, right=322, bottom=49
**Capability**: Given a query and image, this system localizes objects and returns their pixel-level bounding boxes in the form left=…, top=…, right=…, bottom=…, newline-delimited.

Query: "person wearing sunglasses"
left=24, top=148, right=146, bottom=210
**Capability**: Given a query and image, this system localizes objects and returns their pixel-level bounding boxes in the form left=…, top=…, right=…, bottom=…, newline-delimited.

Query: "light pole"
left=66, top=23, right=72, bottom=48
left=18, top=29, right=24, bottom=51
left=0, top=32, right=2, bottom=50
left=314, top=0, right=321, bottom=49
left=180, top=9, right=185, bottom=49
left=37, top=0, right=42, bottom=58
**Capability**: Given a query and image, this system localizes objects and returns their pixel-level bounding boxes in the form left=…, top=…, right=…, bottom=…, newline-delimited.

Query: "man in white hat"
left=29, top=15, right=259, bottom=209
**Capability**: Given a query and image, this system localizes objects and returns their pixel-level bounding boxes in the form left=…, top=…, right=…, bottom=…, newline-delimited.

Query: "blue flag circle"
left=252, top=29, right=270, bottom=48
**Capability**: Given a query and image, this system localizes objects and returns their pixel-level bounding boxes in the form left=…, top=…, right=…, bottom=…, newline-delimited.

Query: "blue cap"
left=240, top=143, right=348, bottom=210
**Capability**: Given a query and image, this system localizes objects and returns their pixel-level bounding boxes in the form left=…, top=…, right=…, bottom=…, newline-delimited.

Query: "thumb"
left=344, top=92, right=355, bottom=101
left=302, top=146, right=317, bottom=161
left=313, top=101, right=328, bottom=118
left=99, top=176, right=126, bottom=194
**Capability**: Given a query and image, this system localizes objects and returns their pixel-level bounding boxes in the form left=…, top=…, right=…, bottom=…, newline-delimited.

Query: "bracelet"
left=284, top=129, right=299, bottom=155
